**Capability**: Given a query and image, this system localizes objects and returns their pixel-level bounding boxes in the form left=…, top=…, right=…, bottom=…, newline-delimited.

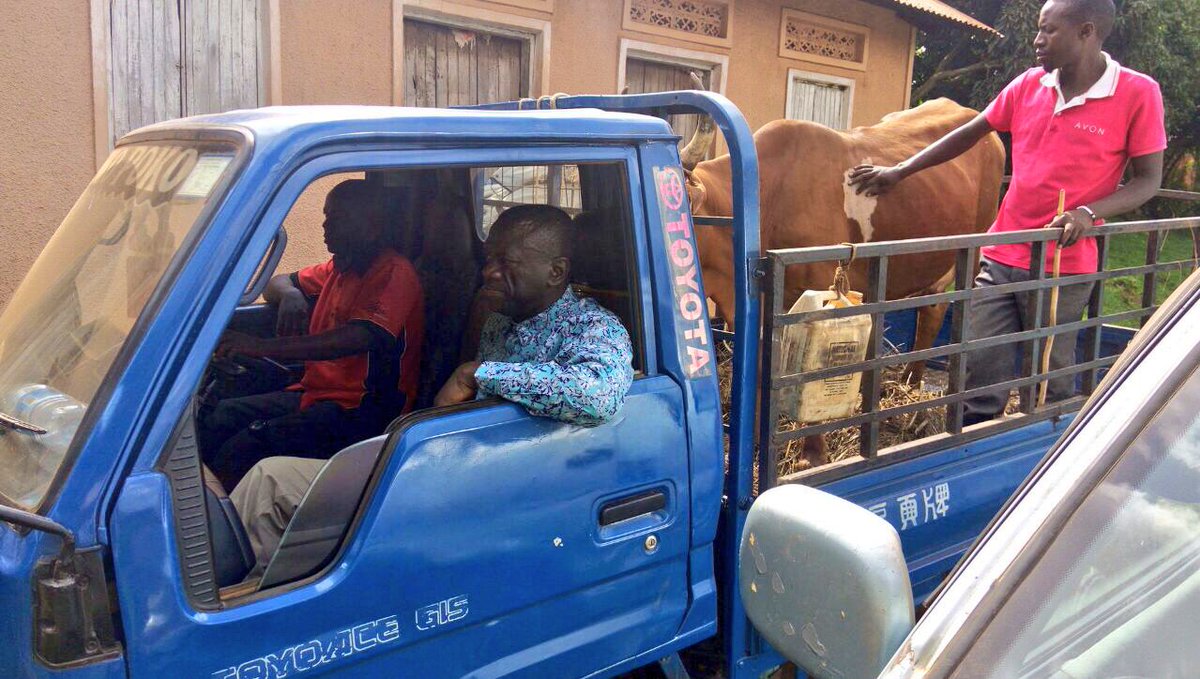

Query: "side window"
left=476, top=164, right=583, bottom=237
left=163, top=159, right=645, bottom=605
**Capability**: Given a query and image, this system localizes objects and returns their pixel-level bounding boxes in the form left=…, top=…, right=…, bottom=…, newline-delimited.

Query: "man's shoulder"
left=1005, top=67, right=1045, bottom=92
left=568, top=296, right=629, bottom=337
left=368, top=249, right=421, bottom=285
left=1116, top=66, right=1162, bottom=96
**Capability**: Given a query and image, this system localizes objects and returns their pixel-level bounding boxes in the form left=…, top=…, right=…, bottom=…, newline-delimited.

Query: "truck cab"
left=0, top=104, right=728, bottom=678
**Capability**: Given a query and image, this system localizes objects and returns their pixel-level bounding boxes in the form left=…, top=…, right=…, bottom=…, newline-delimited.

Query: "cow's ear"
left=684, top=170, right=707, bottom=213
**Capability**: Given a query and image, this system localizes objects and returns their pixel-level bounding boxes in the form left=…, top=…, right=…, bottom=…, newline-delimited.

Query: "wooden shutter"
left=787, top=77, right=851, bottom=130
left=403, top=20, right=530, bottom=107
left=182, top=0, right=263, bottom=117
left=108, top=0, right=262, bottom=144
left=109, top=0, right=184, bottom=141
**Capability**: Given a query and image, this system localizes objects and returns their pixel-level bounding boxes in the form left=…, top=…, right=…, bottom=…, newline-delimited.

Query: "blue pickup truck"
left=0, top=92, right=1190, bottom=678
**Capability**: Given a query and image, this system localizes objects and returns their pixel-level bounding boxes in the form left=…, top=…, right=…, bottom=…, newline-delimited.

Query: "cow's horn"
left=680, top=115, right=715, bottom=171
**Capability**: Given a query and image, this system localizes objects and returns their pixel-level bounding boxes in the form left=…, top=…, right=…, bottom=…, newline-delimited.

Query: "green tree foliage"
left=913, top=0, right=1200, bottom=198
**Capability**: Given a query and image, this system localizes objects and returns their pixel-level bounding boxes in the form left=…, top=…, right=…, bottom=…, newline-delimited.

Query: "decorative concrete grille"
left=628, top=0, right=729, bottom=39
left=783, top=17, right=863, bottom=63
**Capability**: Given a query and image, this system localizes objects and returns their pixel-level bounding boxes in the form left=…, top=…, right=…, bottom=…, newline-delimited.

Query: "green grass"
left=1100, top=230, right=1197, bottom=327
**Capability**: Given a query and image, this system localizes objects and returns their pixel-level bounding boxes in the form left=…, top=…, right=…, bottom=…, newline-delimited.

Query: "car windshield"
left=0, top=140, right=238, bottom=510
left=947, top=362, right=1200, bottom=678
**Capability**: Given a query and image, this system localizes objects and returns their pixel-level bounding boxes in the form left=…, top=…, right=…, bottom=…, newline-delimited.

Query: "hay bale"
left=716, top=343, right=950, bottom=479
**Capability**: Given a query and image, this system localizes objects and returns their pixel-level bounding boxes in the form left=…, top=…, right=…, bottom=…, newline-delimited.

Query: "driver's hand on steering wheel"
left=275, top=290, right=311, bottom=337
left=215, top=330, right=264, bottom=359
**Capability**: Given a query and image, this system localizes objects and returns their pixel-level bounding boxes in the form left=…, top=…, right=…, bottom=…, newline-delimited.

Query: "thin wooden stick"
left=1038, top=190, right=1066, bottom=407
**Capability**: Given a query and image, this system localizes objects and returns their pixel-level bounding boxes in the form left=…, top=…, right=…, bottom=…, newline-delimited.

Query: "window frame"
left=785, top=68, right=855, bottom=130
left=157, top=143, right=656, bottom=604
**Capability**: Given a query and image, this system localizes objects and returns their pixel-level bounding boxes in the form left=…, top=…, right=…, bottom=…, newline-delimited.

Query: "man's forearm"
left=895, top=114, right=995, bottom=179
left=1079, top=152, right=1164, bottom=221
left=264, top=273, right=303, bottom=305
left=236, top=325, right=377, bottom=361
left=475, top=360, right=632, bottom=425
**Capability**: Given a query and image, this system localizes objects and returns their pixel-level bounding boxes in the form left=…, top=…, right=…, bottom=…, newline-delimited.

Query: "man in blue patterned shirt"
left=231, top=205, right=634, bottom=572
left=434, top=204, right=634, bottom=425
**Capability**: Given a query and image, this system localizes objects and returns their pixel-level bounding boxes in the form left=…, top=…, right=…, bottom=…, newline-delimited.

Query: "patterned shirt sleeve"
left=474, top=312, right=634, bottom=426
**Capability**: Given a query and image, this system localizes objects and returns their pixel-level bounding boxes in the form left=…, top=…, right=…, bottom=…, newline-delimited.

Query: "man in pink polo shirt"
left=849, top=0, right=1165, bottom=425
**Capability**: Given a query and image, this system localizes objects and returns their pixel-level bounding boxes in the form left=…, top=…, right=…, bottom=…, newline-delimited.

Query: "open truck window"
left=163, top=159, right=646, bottom=602
left=0, top=141, right=239, bottom=511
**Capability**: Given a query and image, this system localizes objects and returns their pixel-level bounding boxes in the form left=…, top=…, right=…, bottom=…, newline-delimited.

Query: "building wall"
left=0, top=0, right=929, bottom=307
left=0, top=3, right=97, bottom=305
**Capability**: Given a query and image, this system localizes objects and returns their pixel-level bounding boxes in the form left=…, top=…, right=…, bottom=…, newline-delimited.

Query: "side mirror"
left=740, top=485, right=914, bottom=679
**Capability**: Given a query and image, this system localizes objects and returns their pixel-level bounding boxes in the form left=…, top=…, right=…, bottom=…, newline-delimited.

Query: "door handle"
left=599, top=490, right=667, bottom=526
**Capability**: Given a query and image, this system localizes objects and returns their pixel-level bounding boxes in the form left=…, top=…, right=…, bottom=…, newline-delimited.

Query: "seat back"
left=414, top=191, right=482, bottom=408
left=257, top=436, right=387, bottom=589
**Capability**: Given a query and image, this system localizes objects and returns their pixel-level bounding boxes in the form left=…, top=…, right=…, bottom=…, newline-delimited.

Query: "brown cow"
left=683, top=98, right=1005, bottom=385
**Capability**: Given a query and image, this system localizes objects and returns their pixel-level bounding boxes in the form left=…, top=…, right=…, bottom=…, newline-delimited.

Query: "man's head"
left=323, top=179, right=385, bottom=274
left=1035, top=0, right=1115, bottom=72
left=481, top=204, right=575, bottom=322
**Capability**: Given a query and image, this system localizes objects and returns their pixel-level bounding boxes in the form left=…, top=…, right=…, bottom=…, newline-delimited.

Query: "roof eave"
left=861, top=0, right=1002, bottom=37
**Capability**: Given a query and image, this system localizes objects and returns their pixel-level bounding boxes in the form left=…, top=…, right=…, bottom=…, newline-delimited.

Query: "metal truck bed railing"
left=761, top=206, right=1200, bottom=489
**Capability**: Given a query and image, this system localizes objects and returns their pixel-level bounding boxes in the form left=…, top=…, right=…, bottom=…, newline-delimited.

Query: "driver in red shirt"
left=200, top=179, right=424, bottom=488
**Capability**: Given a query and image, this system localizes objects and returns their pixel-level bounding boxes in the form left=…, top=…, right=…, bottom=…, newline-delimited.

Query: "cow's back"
left=691, top=98, right=1004, bottom=320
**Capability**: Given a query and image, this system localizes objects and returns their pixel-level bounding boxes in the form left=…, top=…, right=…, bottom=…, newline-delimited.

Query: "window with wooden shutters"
left=786, top=70, right=854, bottom=130
left=403, top=19, right=531, bottom=107
left=108, top=0, right=264, bottom=144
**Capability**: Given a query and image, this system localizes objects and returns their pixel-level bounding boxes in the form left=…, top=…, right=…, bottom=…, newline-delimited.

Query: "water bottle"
left=2, top=384, right=87, bottom=460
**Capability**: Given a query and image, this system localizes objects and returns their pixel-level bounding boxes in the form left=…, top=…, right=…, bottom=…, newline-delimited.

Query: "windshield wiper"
left=0, top=412, right=47, bottom=435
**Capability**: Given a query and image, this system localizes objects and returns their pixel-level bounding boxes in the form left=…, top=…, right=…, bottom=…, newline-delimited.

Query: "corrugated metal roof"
left=881, top=0, right=1000, bottom=36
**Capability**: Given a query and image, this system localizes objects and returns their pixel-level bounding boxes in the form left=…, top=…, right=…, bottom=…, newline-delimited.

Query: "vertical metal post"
left=948, top=247, right=976, bottom=433
left=1141, top=230, right=1161, bottom=327
left=759, top=257, right=785, bottom=491
left=859, top=255, right=888, bottom=458
left=547, top=165, right=563, bottom=207
left=1020, top=240, right=1047, bottom=414
left=1083, top=235, right=1108, bottom=394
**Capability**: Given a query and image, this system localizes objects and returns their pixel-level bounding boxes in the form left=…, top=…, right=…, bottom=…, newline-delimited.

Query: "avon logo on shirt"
left=1074, top=121, right=1106, bottom=136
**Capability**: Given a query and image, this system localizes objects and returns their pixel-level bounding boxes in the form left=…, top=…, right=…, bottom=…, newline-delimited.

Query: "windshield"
left=947, top=363, right=1200, bottom=678
left=0, top=140, right=238, bottom=510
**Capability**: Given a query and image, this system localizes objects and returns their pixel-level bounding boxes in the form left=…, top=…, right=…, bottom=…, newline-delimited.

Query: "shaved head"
left=327, top=179, right=384, bottom=223
left=1053, top=0, right=1116, bottom=40
left=490, top=204, right=576, bottom=263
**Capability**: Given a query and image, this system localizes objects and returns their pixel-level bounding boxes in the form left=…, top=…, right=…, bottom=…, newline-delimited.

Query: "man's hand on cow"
left=847, top=164, right=905, bottom=197
left=1049, top=208, right=1095, bottom=248
left=434, top=361, right=482, bottom=407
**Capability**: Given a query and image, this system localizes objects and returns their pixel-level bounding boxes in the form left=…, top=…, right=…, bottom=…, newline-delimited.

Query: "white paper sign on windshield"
left=177, top=155, right=234, bottom=199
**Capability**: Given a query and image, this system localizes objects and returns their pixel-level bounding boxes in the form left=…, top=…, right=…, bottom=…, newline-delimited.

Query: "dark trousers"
left=199, top=391, right=384, bottom=489
left=963, top=258, right=1095, bottom=423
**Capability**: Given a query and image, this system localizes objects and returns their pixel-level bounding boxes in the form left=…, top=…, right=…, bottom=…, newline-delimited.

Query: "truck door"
left=106, top=147, right=698, bottom=677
